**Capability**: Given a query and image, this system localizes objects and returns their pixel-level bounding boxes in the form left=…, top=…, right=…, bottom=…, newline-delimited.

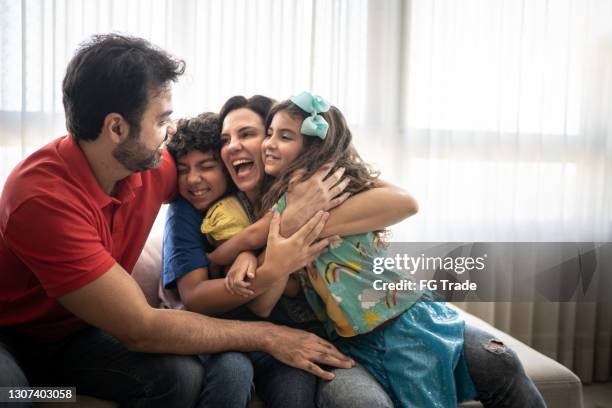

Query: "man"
left=0, top=34, right=352, bottom=406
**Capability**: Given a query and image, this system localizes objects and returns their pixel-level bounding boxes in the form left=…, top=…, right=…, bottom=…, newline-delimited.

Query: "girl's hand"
left=224, top=251, right=258, bottom=297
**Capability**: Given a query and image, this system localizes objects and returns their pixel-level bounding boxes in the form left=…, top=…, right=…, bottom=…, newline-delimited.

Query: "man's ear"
left=103, top=113, right=129, bottom=144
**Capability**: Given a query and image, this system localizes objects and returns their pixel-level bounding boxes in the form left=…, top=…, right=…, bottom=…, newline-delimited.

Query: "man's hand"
left=282, top=164, right=351, bottom=236
left=263, top=211, right=339, bottom=279
left=264, top=324, right=355, bottom=380
left=224, top=251, right=258, bottom=297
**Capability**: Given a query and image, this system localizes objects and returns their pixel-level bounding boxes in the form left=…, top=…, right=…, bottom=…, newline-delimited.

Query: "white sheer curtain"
left=358, top=0, right=612, bottom=383
left=360, top=0, right=612, bottom=244
left=0, top=0, right=367, bottom=186
left=1, top=0, right=611, bottom=383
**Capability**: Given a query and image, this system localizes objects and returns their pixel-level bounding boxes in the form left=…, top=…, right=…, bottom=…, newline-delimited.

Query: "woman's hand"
left=282, top=164, right=350, bottom=237
left=263, top=211, right=340, bottom=279
left=224, top=251, right=258, bottom=297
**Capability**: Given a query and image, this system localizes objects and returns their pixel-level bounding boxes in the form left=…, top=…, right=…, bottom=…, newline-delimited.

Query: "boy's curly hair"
left=167, top=112, right=221, bottom=160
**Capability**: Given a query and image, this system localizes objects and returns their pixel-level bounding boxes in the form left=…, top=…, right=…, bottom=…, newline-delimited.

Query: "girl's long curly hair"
left=259, top=99, right=385, bottom=239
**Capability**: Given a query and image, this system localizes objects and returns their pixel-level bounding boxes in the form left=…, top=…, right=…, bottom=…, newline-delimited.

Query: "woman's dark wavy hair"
left=219, top=95, right=276, bottom=129
left=259, top=100, right=382, bottom=239
left=63, top=33, right=185, bottom=141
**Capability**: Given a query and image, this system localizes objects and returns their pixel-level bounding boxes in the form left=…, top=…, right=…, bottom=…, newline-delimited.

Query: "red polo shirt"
left=0, top=136, right=176, bottom=341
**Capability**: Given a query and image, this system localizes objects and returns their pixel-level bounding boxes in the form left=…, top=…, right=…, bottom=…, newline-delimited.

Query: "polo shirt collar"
left=58, top=136, right=143, bottom=208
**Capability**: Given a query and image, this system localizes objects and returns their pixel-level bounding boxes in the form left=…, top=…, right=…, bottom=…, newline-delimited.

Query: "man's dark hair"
left=167, top=112, right=221, bottom=161
left=219, top=95, right=276, bottom=128
left=62, top=33, right=185, bottom=141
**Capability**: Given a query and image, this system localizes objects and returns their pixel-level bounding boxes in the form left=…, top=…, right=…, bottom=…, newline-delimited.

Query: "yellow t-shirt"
left=201, top=196, right=251, bottom=244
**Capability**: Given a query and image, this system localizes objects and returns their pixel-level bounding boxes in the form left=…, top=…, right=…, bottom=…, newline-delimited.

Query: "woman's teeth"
left=232, top=159, right=255, bottom=175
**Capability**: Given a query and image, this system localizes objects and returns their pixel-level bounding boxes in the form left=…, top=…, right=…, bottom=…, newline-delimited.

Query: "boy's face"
left=176, top=150, right=228, bottom=210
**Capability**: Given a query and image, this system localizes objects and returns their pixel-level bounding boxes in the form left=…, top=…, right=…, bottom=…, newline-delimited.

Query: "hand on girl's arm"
left=247, top=212, right=339, bottom=318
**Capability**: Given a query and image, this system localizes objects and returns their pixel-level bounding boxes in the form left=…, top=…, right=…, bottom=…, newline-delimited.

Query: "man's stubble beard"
left=112, top=130, right=162, bottom=173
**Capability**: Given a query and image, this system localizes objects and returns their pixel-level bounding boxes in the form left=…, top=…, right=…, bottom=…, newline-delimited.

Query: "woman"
left=211, top=95, right=416, bottom=408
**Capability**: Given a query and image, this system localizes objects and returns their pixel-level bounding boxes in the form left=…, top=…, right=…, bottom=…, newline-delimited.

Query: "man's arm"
left=59, top=212, right=352, bottom=379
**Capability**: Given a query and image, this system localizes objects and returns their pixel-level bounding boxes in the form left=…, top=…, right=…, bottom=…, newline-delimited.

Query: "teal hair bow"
left=290, top=92, right=331, bottom=140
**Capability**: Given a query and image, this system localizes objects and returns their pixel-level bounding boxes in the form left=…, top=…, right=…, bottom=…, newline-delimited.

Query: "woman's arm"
left=248, top=214, right=330, bottom=318
left=180, top=212, right=333, bottom=315
left=207, top=213, right=272, bottom=266
left=207, top=165, right=349, bottom=266
left=319, top=179, right=418, bottom=237
left=211, top=179, right=417, bottom=266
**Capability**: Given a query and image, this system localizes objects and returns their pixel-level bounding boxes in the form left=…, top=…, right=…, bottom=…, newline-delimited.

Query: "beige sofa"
left=51, top=232, right=584, bottom=407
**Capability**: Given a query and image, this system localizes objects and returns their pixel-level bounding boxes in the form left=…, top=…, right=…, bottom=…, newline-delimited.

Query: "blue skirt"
left=336, top=297, right=477, bottom=408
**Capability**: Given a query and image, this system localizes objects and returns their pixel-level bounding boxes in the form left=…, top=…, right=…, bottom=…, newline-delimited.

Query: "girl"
left=258, top=92, right=475, bottom=407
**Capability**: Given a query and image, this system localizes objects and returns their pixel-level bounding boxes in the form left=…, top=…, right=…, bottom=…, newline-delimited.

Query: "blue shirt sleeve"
left=162, top=196, right=211, bottom=288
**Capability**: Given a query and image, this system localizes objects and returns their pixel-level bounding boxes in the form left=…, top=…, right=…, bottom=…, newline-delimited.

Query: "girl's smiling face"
left=262, top=111, right=304, bottom=177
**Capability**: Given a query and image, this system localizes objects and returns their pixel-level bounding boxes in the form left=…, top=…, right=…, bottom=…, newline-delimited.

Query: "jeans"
left=464, top=324, right=546, bottom=408
left=198, top=301, right=317, bottom=408
left=198, top=350, right=316, bottom=408
left=317, top=324, right=546, bottom=408
left=0, top=327, right=203, bottom=408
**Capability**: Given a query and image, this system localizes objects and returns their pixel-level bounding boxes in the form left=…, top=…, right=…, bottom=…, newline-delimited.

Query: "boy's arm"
left=177, top=266, right=253, bottom=315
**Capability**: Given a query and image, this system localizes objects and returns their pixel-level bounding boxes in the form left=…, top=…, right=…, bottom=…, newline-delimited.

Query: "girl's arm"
left=248, top=273, right=302, bottom=318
